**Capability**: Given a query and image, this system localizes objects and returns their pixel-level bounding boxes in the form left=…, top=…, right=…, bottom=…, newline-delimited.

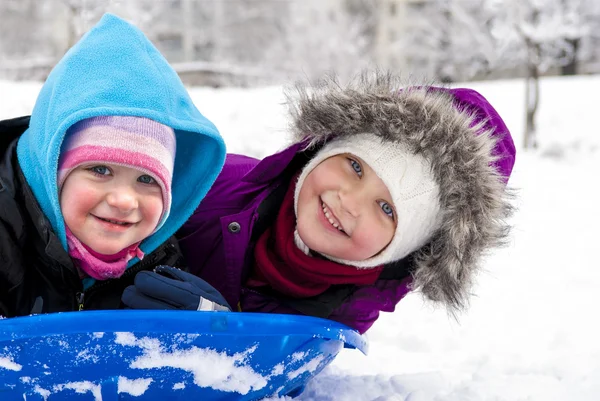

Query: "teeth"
left=101, top=217, right=129, bottom=225
left=321, top=202, right=344, bottom=231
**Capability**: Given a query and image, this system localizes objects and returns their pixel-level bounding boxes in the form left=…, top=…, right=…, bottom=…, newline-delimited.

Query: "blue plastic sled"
left=0, top=310, right=367, bottom=400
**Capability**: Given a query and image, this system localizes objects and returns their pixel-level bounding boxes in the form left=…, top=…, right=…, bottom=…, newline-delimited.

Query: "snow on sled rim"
left=0, top=310, right=368, bottom=354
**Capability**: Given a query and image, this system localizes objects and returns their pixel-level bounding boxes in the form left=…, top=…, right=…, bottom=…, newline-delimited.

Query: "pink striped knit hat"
left=58, top=116, right=176, bottom=232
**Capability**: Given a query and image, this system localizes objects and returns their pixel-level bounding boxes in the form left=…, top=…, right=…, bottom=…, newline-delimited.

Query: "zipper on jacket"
left=76, top=292, right=85, bottom=311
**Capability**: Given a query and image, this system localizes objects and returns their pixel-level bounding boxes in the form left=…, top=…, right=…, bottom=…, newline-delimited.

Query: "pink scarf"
left=66, top=228, right=144, bottom=280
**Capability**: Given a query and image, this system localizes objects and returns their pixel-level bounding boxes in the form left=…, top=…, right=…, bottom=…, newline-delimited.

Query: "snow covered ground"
left=1, top=74, right=599, bottom=401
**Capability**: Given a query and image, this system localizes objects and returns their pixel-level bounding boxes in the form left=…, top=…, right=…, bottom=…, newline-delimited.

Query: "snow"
left=33, top=385, right=50, bottom=400
left=116, top=333, right=268, bottom=394
left=0, top=356, right=22, bottom=371
left=1, top=74, right=599, bottom=400
left=287, top=355, right=325, bottom=380
left=117, top=377, right=153, bottom=396
left=53, top=381, right=102, bottom=400
left=172, top=382, right=185, bottom=390
left=75, top=348, right=100, bottom=364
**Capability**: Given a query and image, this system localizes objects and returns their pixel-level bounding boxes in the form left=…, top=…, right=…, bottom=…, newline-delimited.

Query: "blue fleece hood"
left=17, top=14, right=226, bottom=261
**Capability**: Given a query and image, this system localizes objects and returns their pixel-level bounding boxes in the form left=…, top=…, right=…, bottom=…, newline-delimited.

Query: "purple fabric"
left=327, top=277, right=412, bottom=332
left=177, top=150, right=298, bottom=306
left=445, top=88, right=516, bottom=182
left=177, top=153, right=268, bottom=305
left=177, top=87, right=516, bottom=334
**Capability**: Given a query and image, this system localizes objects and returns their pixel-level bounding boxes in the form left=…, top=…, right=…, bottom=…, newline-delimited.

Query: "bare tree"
left=4, top=0, right=600, bottom=94
left=396, top=0, right=502, bottom=83
left=59, top=0, right=108, bottom=49
left=268, top=0, right=374, bottom=82
left=394, top=0, right=594, bottom=149
left=490, top=0, right=588, bottom=149
left=0, top=0, right=59, bottom=79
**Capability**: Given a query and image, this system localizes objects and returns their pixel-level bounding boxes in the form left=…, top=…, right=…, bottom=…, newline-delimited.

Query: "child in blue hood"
left=0, top=14, right=225, bottom=317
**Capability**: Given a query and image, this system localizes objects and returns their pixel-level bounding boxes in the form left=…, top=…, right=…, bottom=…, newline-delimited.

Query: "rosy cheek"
left=354, top=223, right=393, bottom=257
left=61, top=187, right=96, bottom=213
left=145, top=197, right=164, bottom=224
left=77, top=188, right=99, bottom=201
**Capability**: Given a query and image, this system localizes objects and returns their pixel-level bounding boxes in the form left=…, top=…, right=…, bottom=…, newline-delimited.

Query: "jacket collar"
left=241, top=141, right=307, bottom=184
left=16, top=161, right=76, bottom=272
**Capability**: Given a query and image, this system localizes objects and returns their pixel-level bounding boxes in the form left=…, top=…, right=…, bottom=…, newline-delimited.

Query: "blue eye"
left=378, top=200, right=394, bottom=219
left=138, top=175, right=156, bottom=185
left=349, top=158, right=363, bottom=177
left=89, top=165, right=110, bottom=176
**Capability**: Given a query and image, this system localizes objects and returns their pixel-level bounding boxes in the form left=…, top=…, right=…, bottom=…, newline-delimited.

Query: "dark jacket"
left=0, top=117, right=185, bottom=317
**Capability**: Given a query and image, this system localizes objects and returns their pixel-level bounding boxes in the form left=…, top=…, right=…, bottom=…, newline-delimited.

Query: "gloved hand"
left=122, top=265, right=231, bottom=312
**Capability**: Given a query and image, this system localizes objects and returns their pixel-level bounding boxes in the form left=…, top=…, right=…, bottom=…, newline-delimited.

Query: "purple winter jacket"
left=177, top=81, right=516, bottom=334
left=177, top=143, right=411, bottom=334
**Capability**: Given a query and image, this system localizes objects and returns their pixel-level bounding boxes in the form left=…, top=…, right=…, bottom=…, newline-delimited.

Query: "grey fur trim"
left=285, top=71, right=514, bottom=312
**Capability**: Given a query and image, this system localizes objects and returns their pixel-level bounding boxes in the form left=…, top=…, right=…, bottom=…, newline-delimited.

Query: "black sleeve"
left=0, top=219, right=31, bottom=318
left=0, top=137, right=33, bottom=317
left=0, top=116, right=30, bottom=152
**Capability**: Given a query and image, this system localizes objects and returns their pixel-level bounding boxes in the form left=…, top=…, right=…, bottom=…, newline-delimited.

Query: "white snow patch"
left=131, top=346, right=267, bottom=394
left=0, top=356, right=22, bottom=371
left=93, top=332, right=105, bottom=339
left=76, top=349, right=99, bottom=364
left=173, top=382, right=185, bottom=390
left=53, top=381, right=102, bottom=400
left=291, top=352, right=306, bottom=362
left=271, top=363, right=285, bottom=376
left=33, top=385, right=51, bottom=401
left=287, top=355, right=325, bottom=379
left=117, top=377, right=153, bottom=396
left=118, top=333, right=267, bottom=394
left=114, top=332, right=137, bottom=346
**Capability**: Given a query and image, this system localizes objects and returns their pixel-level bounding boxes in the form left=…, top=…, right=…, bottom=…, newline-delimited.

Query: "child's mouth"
left=320, top=200, right=347, bottom=235
left=94, top=215, right=134, bottom=227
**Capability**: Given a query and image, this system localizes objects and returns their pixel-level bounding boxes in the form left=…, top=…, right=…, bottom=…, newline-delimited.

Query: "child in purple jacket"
left=149, top=73, right=516, bottom=334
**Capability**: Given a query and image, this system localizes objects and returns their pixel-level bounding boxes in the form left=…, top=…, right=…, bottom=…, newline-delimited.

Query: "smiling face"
left=296, top=154, right=396, bottom=261
left=60, top=164, right=164, bottom=255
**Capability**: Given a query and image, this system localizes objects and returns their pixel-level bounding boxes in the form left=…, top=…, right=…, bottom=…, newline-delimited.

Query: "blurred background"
left=2, top=0, right=599, bottom=85
left=3, top=0, right=600, bottom=84
left=2, top=0, right=599, bottom=150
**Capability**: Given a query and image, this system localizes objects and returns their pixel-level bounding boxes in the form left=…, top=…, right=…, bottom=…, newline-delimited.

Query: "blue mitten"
left=122, top=265, right=231, bottom=311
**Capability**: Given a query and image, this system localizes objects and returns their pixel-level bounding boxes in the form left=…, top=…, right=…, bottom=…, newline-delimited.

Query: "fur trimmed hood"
left=285, top=72, right=516, bottom=312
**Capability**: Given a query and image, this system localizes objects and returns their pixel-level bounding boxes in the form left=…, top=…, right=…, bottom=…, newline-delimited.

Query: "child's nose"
left=339, top=187, right=364, bottom=218
left=106, top=188, right=138, bottom=212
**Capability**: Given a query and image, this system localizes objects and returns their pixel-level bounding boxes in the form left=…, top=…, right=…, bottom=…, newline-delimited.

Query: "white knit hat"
left=294, top=133, right=442, bottom=269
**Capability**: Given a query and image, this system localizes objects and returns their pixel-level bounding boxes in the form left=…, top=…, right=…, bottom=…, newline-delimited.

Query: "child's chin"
left=84, top=241, right=129, bottom=256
